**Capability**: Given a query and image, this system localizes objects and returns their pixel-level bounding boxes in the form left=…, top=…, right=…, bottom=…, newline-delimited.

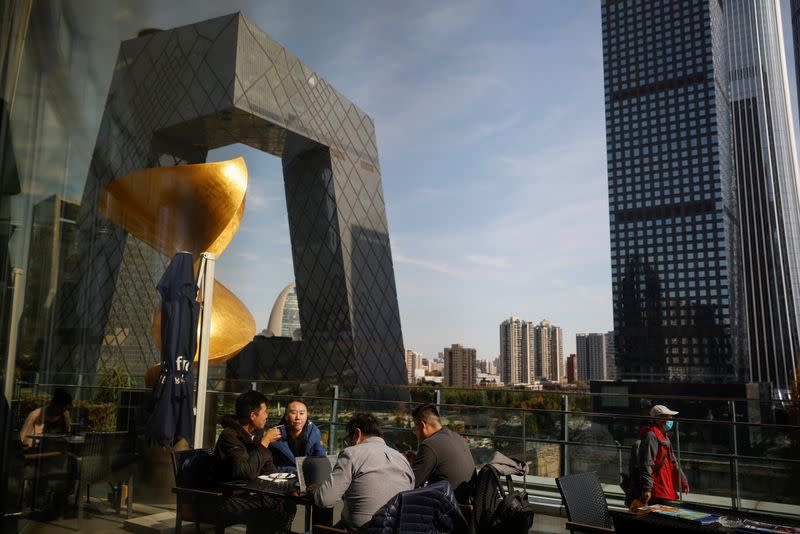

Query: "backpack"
left=473, top=464, right=535, bottom=534
left=619, top=434, right=669, bottom=506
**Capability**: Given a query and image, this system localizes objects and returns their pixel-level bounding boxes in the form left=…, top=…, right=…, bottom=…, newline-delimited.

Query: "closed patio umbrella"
left=149, top=251, right=199, bottom=448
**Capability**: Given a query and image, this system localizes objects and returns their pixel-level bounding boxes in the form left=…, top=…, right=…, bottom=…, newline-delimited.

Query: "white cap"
left=650, top=404, right=679, bottom=417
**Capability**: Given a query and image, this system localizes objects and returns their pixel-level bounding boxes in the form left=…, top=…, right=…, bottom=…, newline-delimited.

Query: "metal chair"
left=171, top=448, right=231, bottom=534
left=556, top=472, right=614, bottom=534
left=73, top=431, right=134, bottom=518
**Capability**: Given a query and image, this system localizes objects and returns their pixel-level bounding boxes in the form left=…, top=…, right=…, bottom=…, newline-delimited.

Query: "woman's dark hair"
left=283, top=399, right=308, bottom=421
left=49, top=388, right=72, bottom=409
left=346, top=412, right=382, bottom=438
left=235, top=390, right=269, bottom=423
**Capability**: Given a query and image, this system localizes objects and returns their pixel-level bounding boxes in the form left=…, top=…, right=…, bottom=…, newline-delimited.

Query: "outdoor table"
left=611, top=508, right=800, bottom=534
left=221, top=478, right=318, bottom=532
left=21, top=434, right=81, bottom=516
left=28, top=431, right=133, bottom=518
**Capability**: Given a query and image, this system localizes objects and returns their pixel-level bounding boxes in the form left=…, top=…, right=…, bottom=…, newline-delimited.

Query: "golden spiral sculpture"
left=98, top=157, right=256, bottom=368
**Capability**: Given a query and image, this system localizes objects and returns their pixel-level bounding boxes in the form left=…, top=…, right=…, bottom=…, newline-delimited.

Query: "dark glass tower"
left=603, top=0, right=800, bottom=392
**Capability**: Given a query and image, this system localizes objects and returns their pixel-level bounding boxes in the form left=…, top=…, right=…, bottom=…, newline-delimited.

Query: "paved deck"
left=11, top=503, right=568, bottom=533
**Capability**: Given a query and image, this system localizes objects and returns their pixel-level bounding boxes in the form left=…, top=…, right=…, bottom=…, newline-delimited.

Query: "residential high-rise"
left=533, top=320, right=563, bottom=382
left=605, top=330, right=618, bottom=380
left=405, top=349, right=422, bottom=384
left=603, top=0, right=800, bottom=392
left=499, top=316, right=533, bottom=385
left=576, top=333, right=608, bottom=382
left=443, top=344, right=476, bottom=388
left=567, top=354, right=578, bottom=384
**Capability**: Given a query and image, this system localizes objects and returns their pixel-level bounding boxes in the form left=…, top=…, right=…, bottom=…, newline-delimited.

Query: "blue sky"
left=142, top=0, right=800, bottom=362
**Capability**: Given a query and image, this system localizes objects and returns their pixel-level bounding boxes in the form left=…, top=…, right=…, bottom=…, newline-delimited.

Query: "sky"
left=137, top=0, right=800, bottom=362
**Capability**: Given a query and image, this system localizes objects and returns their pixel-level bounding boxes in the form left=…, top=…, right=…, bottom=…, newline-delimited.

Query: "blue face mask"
left=664, top=420, right=674, bottom=432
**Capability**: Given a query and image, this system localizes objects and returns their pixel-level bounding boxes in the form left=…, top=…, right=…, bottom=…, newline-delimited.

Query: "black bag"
left=473, top=464, right=535, bottom=534
left=620, top=434, right=668, bottom=506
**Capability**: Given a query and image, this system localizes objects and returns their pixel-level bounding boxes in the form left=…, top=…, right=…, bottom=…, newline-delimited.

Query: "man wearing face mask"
left=639, top=404, right=690, bottom=505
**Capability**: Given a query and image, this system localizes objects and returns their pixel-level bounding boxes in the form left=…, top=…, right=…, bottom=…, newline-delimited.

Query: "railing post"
left=521, top=409, right=527, bottom=487
left=194, top=252, right=216, bottom=449
left=728, top=399, right=740, bottom=510
left=434, top=388, right=441, bottom=408
left=3, top=268, right=24, bottom=405
left=562, top=394, right=569, bottom=477
left=329, top=385, right=339, bottom=451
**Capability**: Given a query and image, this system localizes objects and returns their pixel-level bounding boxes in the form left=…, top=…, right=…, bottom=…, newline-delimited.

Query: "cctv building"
left=1, top=9, right=408, bottom=392
left=602, top=0, right=800, bottom=393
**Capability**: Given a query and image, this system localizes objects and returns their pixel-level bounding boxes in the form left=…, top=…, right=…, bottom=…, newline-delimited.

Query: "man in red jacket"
left=639, top=404, right=689, bottom=505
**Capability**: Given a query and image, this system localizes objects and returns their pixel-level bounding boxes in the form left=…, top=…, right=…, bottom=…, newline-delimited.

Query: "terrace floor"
left=11, top=501, right=569, bottom=533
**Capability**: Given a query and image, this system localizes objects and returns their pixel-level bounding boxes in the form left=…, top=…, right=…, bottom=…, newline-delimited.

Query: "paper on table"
left=258, top=473, right=296, bottom=481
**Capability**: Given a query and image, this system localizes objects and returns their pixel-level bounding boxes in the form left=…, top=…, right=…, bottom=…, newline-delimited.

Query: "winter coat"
left=213, top=415, right=277, bottom=482
left=270, top=420, right=327, bottom=473
left=358, top=480, right=468, bottom=534
left=638, top=423, right=688, bottom=501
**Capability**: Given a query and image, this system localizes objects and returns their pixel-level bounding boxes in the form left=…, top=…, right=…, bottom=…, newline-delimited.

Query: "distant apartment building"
left=576, top=333, right=608, bottom=381
left=499, top=316, right=533, bottom=385
left=605, top=331, right=617, bottom=380
left=419, top=357, right=443, bottom=374
left=567, top=354, right=578, bottom=383
left=533, top=320, right=563, bottom=382
left=404, top=349, right=422, bottom=384
left=443, top=343, right=476, bottom=387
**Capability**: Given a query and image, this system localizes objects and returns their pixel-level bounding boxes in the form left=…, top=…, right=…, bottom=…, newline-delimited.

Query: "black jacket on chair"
left=359, top=480, right=468, bottom=534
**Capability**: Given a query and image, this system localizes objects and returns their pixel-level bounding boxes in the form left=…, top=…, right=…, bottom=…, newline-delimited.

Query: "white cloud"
left=466, top=254, right=510, bottom=268
left=236, top=252, right=260, bottom=262
left=393, top=252, right=451, bottom=274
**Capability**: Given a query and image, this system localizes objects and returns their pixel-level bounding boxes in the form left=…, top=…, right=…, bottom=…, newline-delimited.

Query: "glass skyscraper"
left=603, top=0, right=800, bottom=392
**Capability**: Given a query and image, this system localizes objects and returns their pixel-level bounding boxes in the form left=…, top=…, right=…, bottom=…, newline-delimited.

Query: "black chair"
left=556, top=472, right=614, bottom=534
left=73, top=431, right=136, bottom=518
left=171, top=448, right=234, bottom=534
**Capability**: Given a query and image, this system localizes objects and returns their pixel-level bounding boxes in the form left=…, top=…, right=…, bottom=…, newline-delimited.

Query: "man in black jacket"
left=213, top=390, right=295, bottom=534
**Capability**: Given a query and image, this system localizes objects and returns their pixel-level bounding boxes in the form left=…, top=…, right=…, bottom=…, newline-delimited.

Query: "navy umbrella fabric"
left=149, top=251, right=199, bottom=448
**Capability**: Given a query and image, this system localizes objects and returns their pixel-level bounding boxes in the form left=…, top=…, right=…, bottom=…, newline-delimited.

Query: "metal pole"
left=193, top=253, right=216, bottom=448
left=521, top=409, right=527, bottom=488
left=329, top=385, right=339, bottom=451
left=3, top=268, right=24, bottom=403
left=561, top=394, right=569, bottom=476
left=729, top=399, right=740, bottom=510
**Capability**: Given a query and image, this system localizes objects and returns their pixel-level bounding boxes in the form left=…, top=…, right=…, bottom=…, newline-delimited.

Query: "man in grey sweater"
left=405, top=404, right=476, bottom=503
left=314, top=413, right=414, bottom=530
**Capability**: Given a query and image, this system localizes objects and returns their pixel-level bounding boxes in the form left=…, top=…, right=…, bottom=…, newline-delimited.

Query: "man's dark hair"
left=412, top=403, right=440, bottom=424
left=346, top=412, right=382, bottom=438
left=50, top=388, right=72, bottom=409
left=235, top=390, right=269, bottom=423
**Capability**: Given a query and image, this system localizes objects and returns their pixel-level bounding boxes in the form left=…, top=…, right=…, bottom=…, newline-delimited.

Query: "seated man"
left=405, top=403, right=475, bottom=503
left=213, top=390, right=295, bottom=534
left=20, top=387, right=73, bottom=448
left=314, top=412, right=414, bottom=531
left=270, top=399, right=327, bottom=472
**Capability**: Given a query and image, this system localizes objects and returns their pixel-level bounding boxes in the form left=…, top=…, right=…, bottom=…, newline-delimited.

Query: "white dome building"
left=260, top=282, right=301, bottom=340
